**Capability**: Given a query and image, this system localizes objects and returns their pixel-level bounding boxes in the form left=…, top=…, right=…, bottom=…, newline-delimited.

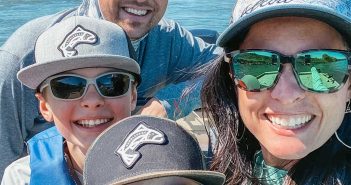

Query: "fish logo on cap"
left=115, top=122, right=167, bottom=168
left=58, top=25, right=97, bottom=57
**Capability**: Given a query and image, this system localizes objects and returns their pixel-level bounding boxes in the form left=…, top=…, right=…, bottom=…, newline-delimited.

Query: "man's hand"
left=136, top=98, right=168, bottom=118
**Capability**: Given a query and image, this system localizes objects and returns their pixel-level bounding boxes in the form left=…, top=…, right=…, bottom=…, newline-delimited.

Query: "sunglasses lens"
left=50, top=76, right=86, bottom=99
left=295, top=51, right=349, bottom=92
left=96, top=73, right=131, bottom=97
left=233, top=51, right=280, bottom=91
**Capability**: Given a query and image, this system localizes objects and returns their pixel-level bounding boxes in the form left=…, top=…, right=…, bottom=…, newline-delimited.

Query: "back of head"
left=17, top=16, right=141, bottom=90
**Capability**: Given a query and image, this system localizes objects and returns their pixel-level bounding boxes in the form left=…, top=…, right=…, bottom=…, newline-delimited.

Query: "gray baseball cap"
left=83, top=115, right=226, bottom=185
left=17, top=16, right=141, bottom=89
left=217, top=0, right=351, bottom=49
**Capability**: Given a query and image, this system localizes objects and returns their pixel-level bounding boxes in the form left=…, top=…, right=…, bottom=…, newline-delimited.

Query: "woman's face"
left=237, top=17, right=350, bottom=168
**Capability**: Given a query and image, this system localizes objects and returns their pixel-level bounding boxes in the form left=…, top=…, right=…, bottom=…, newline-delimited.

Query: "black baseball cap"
left=83, top=115, right=225, bottom=185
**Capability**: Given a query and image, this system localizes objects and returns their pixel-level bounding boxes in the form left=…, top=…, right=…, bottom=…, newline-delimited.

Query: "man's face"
left=99, top=0, right=168, bottom=40
left=237, top=17, right=350, bottom=168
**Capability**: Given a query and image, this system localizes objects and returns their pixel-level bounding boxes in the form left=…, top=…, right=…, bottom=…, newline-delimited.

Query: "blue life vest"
left=27, top=126, right=76, bottom=185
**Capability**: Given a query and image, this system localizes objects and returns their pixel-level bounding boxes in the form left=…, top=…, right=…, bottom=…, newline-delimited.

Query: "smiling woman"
left=201, top=0, right=351, bottom=184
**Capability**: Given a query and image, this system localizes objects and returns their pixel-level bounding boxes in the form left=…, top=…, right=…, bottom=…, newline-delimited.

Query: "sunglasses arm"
left=38, top=80, right=50, bottom=93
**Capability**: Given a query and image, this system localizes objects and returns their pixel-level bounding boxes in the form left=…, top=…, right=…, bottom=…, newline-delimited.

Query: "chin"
left=120, top=24, right=147, bottom=40
left=269, top=145, right=310, bottom=161
left=264, top=139, right=311, bottom=159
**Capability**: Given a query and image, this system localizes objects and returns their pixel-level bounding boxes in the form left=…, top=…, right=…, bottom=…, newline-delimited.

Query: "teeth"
left=77, top=119, right=110, bottom=128
left=125, top=8, right=147, bottom=16
left=267, top=114, right=312, bottom=128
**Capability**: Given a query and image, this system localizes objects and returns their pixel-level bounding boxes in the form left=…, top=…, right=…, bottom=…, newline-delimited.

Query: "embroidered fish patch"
left=115, top=122, right=166, bottom=168
left=58, top=25, right=97, bottom=57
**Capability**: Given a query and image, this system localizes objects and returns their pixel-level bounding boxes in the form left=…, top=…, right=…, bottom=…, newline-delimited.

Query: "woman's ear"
left=35, top=93, right=54, bottom=122
left=130, top=84, right=137, bottom=112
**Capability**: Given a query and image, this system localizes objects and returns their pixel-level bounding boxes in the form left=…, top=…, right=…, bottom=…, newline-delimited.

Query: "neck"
left=66, top=142, right=86, bottom=174
left=131, top=33, right=148, bottom=42
left=260, top=146, right=298, bottom=170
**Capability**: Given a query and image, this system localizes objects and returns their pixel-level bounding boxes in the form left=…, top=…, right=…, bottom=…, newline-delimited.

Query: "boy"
left=84, top=115, right=225, bottom=185
left=1, top=16, right=140, bottom=185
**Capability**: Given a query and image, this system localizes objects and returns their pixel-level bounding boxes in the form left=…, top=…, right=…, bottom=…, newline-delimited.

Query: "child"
left=83, top=115, right=225, bottom=185
left=1, top=16, right=140, bottom=185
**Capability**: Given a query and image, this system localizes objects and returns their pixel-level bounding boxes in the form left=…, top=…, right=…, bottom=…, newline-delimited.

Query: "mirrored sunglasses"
left=227, top=49, right=351, bottom=93
left=40, top=72, right=135, bottom=100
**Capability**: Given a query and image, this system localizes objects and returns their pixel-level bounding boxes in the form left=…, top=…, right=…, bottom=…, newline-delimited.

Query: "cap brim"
left=17, top=55, right=140, bottom=89
left=108, top=170, right=226, bottom=185
left=217, top=5, right=351, bottom=48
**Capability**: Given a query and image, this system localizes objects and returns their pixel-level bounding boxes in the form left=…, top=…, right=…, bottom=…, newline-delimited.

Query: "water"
left=0, top=0, right=234, bottom=45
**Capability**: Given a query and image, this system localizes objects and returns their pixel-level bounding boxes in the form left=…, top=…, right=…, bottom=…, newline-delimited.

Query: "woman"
left=201, top=0, right=351, bottom=184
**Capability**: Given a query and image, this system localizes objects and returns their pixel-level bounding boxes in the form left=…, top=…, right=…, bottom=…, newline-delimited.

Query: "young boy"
left=83, top=115, right=225, bottom=185
left=1, top=16, right=140, bottom=185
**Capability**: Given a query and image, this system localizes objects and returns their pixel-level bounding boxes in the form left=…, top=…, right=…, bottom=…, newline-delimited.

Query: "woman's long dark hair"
left=201, top=54, right=351, bottom=185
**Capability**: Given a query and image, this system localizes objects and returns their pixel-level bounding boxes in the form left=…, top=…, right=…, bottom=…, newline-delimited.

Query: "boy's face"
left=36, top=67, right=137, bottom=154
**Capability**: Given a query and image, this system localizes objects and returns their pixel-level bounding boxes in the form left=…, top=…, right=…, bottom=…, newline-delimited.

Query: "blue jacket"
left=27, top=126, right=75, bottom=185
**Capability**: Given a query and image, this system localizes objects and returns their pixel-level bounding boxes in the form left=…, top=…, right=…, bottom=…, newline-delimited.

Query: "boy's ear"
left=35, top=93, right=54, bottom=122
left=130, top=85, right=137, bottom=112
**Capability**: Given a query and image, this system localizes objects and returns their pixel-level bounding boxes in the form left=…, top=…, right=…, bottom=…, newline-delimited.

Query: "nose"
left=270, top=64, right=306, bottom=104
left=80, top=84, right=105, bottom=109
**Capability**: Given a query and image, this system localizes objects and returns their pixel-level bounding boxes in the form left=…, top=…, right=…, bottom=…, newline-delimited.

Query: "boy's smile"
left=74, top=118, right=114, bottom=128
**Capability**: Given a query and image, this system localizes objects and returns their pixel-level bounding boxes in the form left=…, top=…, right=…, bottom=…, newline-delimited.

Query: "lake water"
left=0, top=0, right=234, bottom=45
